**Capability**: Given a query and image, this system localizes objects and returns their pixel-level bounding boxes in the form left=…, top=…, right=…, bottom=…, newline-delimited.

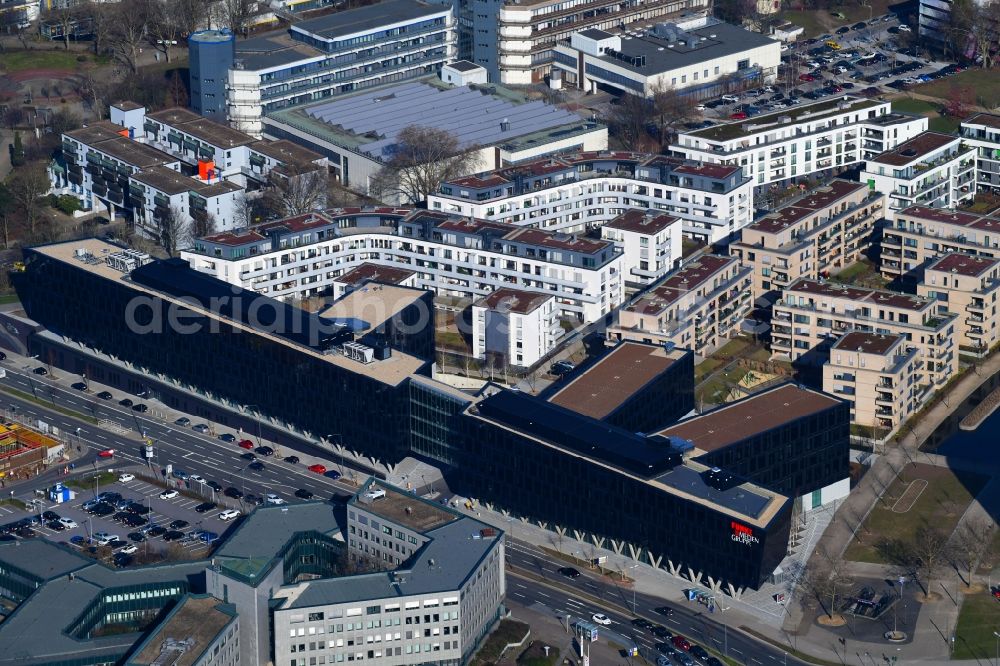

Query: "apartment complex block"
left=181, top=208, right=624, bottom=324
left=730, top=180, right=886, bottom=302
left=471, top=287, right=559, bottom=367
left=671, top=97, right=927, bottom=188
left=917, top=253, right=1000, bottom=353
left=600, top=209, right=683, bottom=284
left=427, top=151, right=753, bottom=244
left=771, top=279, right=958, bottom=390
left=860, top=131, right=976, bottom=220
left=961, top=113, right=1000, bottom=194
left=878, top=206, right=1000, bottom=283
left=466, top=0, right=709, bottom=85
left=607, top=254, right=752, bottom=352
left=552, top=18, right=781, bottom=99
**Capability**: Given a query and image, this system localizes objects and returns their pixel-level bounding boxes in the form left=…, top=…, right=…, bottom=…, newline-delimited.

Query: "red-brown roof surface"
left=334, top=262, right=416, bottom=286
left=786, top=279, right=931, bottom=311
left=672, top=163, right=741, bottom=179
left=870, top=131, right=958, bottom=166
left=476, top=287, right=552, bottom=314
left=831, top=331, right=903, bottom=355
left=548, top=342, right=682, bottom=420
left=658, top=384, right=841, bottom=453
left=926, top=253, right=1000, bottom=277
left=625, top=255, right=737, bottom=315
left=503, top=228, right=611, bottom=254
left=963, top=113, right=1000, bottom=130
left=897, top=206, right=982, bottom=227
left=748, top=179, right=870, bottom=234
left=604, top=209, right=680, bottom=234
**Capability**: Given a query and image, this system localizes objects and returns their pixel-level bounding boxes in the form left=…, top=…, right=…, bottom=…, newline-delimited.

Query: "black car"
left=47, top=520, right=66, bottom=532
left=14, top=527, right=36, bottom=538
left=118, top=398, right=133, bottom=407
left=32, top=367, right=47, bottom=375
left=690, top=646, right=710, bottom=660
left=652, top=625, right=672, bottom=639
left=631, top=618, right=653, bottom=630
left=42, top=510, right=60, bottom=522
left=255, top=446, right=274, bottom=456
left=244, top=494, right=262, bottom=506
left=112, top=511, right=132, bottom=523
left=126, top=502, right=150, bottom=515
left=549, top=360, right=575, bottom=376
left=168, top=519, right=189, bottom=530
left=91, top=503, right=116, bottom=517
left=132, top=403, right=148, bottom=413
left=706, top=657, right=724, bottom=666
left=163, top=530, right=185, bottom=542
left=852, top=21, right=867, bottom=29
left=841, top=81, right=856, bottom=89
left=206, top=480, right=223, bottom=492
left=124, top=515, right=147, bottom=527
left=558, top=567, right=581, bottom=579
left=195, top=501, right=217, bottom=513
left=224, top=487, right=243, bottom=499
left=654, top=606, right=673, bottom=616
left=836, top=26, right=850, bottom=34
left=127, top=531, right=146, bottom=542
left=146, top=526, right=168, bottom=538
left=113, top=553, right=133, bottom=568
left=294, top=488, right=314, bottom=500
left=284, top=455, right=300, bottom=464
left=107, top=539, right=128, bottom=551
left=96, top=391, right=113, bottom=400
left=655, top=642, right=673, bottom=655
left=248, top=461, right=265, bottom=472
left=241, top=452, right=256, bottom=461
left=71, top=381, right=88, bottom=391
left=218, top=434, right=237, bottom=443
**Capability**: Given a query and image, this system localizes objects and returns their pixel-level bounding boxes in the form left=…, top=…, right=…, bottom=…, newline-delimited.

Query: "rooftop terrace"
left=685, top=97, right=884, bottom=142
left=869, top=131, right=960, bottom=166
left=831, top=331, right=903, bottom=356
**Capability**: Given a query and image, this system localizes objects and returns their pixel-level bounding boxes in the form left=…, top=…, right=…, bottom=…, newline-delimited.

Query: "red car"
left=98, top=449, right=115, bottom=458
left=730, top=112, right=747, bottom=120
left=799, top=73, right=815, bottom=82
left=831, top=85, right=843, bottom=92
left=672, top=635, right=692, bottom=651
left=238, top=439, right=254, bottom=450
left=308, top=464, right=327, bottom=474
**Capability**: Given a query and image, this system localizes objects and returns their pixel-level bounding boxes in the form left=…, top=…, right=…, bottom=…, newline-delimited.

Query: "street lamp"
left=994, top=631, right=1000, bottom=666
left=245, top=404, right=264, bottom=446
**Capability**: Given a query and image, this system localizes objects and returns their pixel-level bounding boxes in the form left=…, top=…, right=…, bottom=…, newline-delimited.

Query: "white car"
left=159, top=489, right=179, bottom=500
left=218, top=509, right=241, bottom=521
left=118, top=473, right=135, bottom=483
left=898, top=24, right=911, bottom=31
left=58, top=517, right=77, bottom=529
left=695, top=104, right=706, bottom=111
left=592, top=613, right=612, bottom=626
left=188, top=474, right=206, bottom=484
left=720, top=94, right=739, bottom=103
left=780, top=44, right=789, bottom=52
left=265, top=494, right=285, bottom=505
left=93, top=532, right=119, bottom=546
left=119, top=543, right=138, bottom=554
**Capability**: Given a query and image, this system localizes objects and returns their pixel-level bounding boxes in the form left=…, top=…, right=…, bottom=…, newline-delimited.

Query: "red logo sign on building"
left=730, top=521, right=759, bottom=546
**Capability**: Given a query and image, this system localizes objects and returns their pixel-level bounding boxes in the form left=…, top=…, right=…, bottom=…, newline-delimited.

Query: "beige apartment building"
left=822, top=331, right=924, bottom=436
left=607, top=254, right=751, bottom=352
left=730, top=180, right=886, bottom=302
left=916, top=253, right=1000, bottom=353
left=772, top=278, right=958, bottom=389
left=880, top=206, right=1000, bottom=283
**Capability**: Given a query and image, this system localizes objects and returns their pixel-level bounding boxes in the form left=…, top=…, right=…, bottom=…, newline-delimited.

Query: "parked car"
left=265, top=494, right=285, bottom=505
left=690, top=645, right=709, bottom=660
left=118, top=473, right=135, bottom=483
left=47, top=520, right=66, bottom=532
left=248, top=461, right=265, bottom=472
left=188, top=474, right=205, bottom=484
left=199, top=531, right=220, bottom=543
left=97, top=391, right=113, bottom=400
left=132, top=403, right=148, bottom=413
left=159, top=489, right=178, bottom=500
left=58, top=517, right=77, bottom=529
left=118, top=398, right=133, bottom=407
left=163, top=530, right=185, bottom=542
left=146, top=526, right=168, bottom=538
left=192, top=423, right=210, bottom=433
left=631, top=618, right=653, bottom=630
left=168, top=519, right=189, bottom=530
left=174, top=417, right=191, bottom=426
left=127, top=531, right=146, bottom=542
left=284, top=455, right=300, bottom=464
left=549, top=360, right=575, bottom=376
left=218, top=509, right=241, bottom=521
left=255, top=446, right=274, bottom=456
left=224, top=487, right=243, bottom=499
left=32, top=367, right=47, bottom=376
left=218, top=433, right=237, bottom=443
left=119, top=543, right=138, bottom=555
left=308, top=464, right=327, bottom=475
left=558, top=567, right=581, bottom=579
left=799, top=73, right=815, bottom=82
left=238, top=439, right=254, bottom=449
left=592, top=613, right=612, bottom=626
left=206, top=480, right=223, bottom=492
left=652, top=625, right=672, bottom=639
left=195, top=502, right=217, bottom=513
left=295, top=488, right=315, bottom=500
left=672, top=635, right=692, bottom=651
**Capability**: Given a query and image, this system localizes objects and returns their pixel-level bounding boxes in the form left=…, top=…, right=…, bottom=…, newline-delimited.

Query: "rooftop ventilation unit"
left=105, top=249, right=150, bottom=272
left=341, top=341, right=375, bottom=364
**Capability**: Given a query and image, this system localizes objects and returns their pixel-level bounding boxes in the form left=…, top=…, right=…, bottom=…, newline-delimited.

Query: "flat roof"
left=926, top=252, right=1000, bottom=277
left=292, top=0, right=446, bottom=41
left=548, top=342, right=685, bottom=420
left=625, top=254, right=737, bottom=315
left=31, top=239, right=425, bottom=386
left=251, top=139, right=323, bottom=166
left=503, top=227, right=611, bottom=254
left=658, top=383, right=842, bottom=454
left=870, top=131, right=957, bottom=166
left=831, top=331, right=902, bottom=355
left=604, top=209, right=680, bottom=234
left=112, top=101, right=144, bottom=111
left=686, top=97, right=883, bottom=142
left=446, top=60, right=481, bottom=72
left=147, top=107, right=256, bottom=149
left=672, top=162, right=742, bottom=179
left=335, top=262, right=416, bottom=286
left=747, top=180, right=868, bottom=234
left=359, top=481, right=459, bottom=532
left=896, top=205, right=1000, bottom=231
left=66, top=121, right=177, bottom=168
left=963, top=113, right=1000, bottom=130
left=319, top=283, right=426, bottom=329
left=128, top=596, right=235, bottom=666
left=786, top=278, right=931, bottom=311
left=131, top=165, right=241, bottom=197
left=476, top=287, right=552, bottom=314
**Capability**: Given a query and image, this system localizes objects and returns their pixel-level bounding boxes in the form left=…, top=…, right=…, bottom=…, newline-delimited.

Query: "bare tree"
left=166, top=70, right=188, bottom=107
left=218, top=0, right=258, bottom=37
left=798, top=555, right=854, bottom=620
left=3, top=107, right=23, bottom=132
left=912, top=526, right=951, bottom=597
left=190, top=211, right=216, bottom=239
left=945, top=0, right=976, bottom=60
left=232, top=192, right=256, bottom=228
left=369, top=126, right=482, bottom=204
left=156, top=205, right=187, bottom=256
left=48, top=107, right=81, bottom=135
left=170, top=0, right=208, bottom=42
left=81, top=0, right=113, bottom=56
left=953, top=518, right=993, bottom=587
left=604, top=94, right=655, bottom=151
left=146, top=0, right=181, bottom=63
left=264, top=167, right=328, bottom=216
left=650, top=82, right=699, bottom=141
left=7, top=163, right=50, bottom=238
left=1, top=10, right=31, bottom=50
left=108, top=1, right=150, bottom=74
left=44, top=4, right=80, bottom=50
left=968, top=0, right=1000, bottom=69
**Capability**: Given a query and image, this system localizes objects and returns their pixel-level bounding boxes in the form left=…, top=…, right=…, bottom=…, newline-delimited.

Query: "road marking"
left=512, top=592, right=525, bottom=599
left=536, top=591, right=550, bottom=598
left=565, top=598, right=585, bottom=607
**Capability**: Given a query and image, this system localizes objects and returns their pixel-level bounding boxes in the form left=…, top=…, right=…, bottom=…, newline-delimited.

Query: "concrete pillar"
left=627, top=543, right=640, bottom=561
left=555, top=525, right=567, bottom=538
left=707, top=577, right=722, bottom=594
left=687, top=567, right=703, bottom=585
left=593, top=536, right=605, bottom=549
left=573, top=529, right=586, bottom=542
left=611, top=540, right=625, bottom=555
left=649, top=553, right=662, bottom=569
left=537, top=521, right=547, bottom=530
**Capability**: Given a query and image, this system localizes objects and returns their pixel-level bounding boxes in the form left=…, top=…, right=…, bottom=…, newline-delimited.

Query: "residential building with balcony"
left=860, top=131, right=977, bottom=220
left=916, top=253, right=1000, bottom=354
left=878, top=206, right=1000, bottom=282
left=730, top=180, right=886, bottom=302
left=467, top=0, right=709, bottom=85
left=181, top=209, right=624, bottom=323
left=551, top=19, right=780, bottom=99
left=130, top=166, right=242, bottom=241
left=822, top=331, right=923, bottom=437
left=771, top=278, right=958, bottom=390
left=671, top=97, right=927, bottom=188
left=427, top=151, right=752, bottom=244
left=471, top=287, right=559, bottom=366
left=217, top=0, right=456, bottom=137
left=606, top=254, right=752, bottom=352
left=599, top=209, right=683, bottom=284
left=961, top=113, right=1000, bottom=194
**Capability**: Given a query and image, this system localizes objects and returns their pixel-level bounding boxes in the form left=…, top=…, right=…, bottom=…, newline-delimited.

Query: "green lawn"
left=472, top=619, right=530, bottom=665
left=844, top=464, right=988, bottom=563
left=66, top=471, right=117, bottom=491
left=830, top=259, right=888, bottom=289
left=913, top=69, right=1000, bottom=110
left=953, top=592, right=1000, bottom=660
left=889, top=98, right=937, bottom=114
left=0, top=50, right=99, bottom=73
left=780, top=0, right=893, bottom=38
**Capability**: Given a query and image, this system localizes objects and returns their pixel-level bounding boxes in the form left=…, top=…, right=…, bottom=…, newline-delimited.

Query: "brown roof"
left=503, top=227, right=611, bottom=254
left=448, top=174, right=510, bottom=189
left=897, top=206, right=982, bottom=227
left=963, top=113, right=1000, bottom=130
left=111, top=101, right=144, bottom=112
left=658, top=384, right=842, bottom=453
left=831, top=331, right=902, bottom=355
left=787, top=279, right=931, bottom=311
left=625, top=255, right=737, bottom=315
left=604, top=209, right=680, bottom=235
left=131, top=596, right=234, bottom=666
left=748, top=180, right=870, bottom=234
left=548, top=342, right=683, bottom=420
left=335, top=262, right=416, bottom=286
left=251, top=139, right=323, bottom=166
left=148, top=107, right=256, bottom=148
left=433, top=216, right=511, bottom=235
left=476, top=287, right=552, bottom=314
left=926, top=253, right=1000, bottom=277
left=870, top=131, right=958, bottom=166
left=672, top=163, right=741, bottom=179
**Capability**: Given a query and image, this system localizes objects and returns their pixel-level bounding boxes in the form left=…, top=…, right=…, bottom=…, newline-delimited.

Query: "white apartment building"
left=471, top=287, right=559, bottom=366
left=961, top=113, right=1000, bottom=194
left=917, top=253, right=1000, bottom=353
left=861, top=131, right=977, bottom=220
left=130, top=166, right=242, bottom=240
left=218, top=0, right=456, bottom=137
left=606, top=254, right=752, bottom=352
left=671, top=97, right=928, bottom=188
left=552, top=19, right=781, bottom=99
left=600, top=209, right=683, bottom=284
left=181, top=209, right=624, bottom=323
left=427, top=152, right=753, bottom=244
left=822, top=331, right=924, bottom=436
left=771, top=278, right=958, bottom=390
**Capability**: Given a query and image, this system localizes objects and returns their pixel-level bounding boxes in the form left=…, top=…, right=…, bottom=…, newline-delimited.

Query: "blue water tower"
left=189, top=29, right=235, bottom=121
